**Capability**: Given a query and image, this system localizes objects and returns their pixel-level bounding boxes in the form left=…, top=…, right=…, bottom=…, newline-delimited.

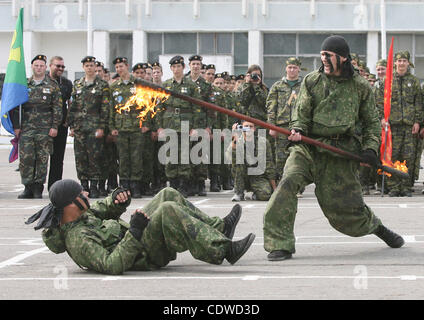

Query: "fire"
left=378, top=160, right=408, bottom=177
left=115, top=84, right=170, bottom=127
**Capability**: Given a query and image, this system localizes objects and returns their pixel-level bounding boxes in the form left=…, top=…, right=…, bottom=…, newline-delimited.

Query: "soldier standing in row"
left=109, top=57, right=147, bottom=198
left=158, top=56, right=204, bottom=197
left=376, top=51, right=423, bottom=197
left=13, top=55, right=62, bottom=199
left=375, top=59, right=387, bottom=89
left=204, top=64, right=216, bottom=84
left=67, top=56, right=110, bottom=198
left=267, top=57, right=303, bottom=184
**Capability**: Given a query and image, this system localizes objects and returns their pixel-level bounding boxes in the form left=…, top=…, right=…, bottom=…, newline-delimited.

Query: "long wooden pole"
left=135, top=79, right=409, bottom=180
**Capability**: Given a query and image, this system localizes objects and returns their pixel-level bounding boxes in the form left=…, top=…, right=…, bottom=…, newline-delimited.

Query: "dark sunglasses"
left=54, top=64, right=65, bottom=69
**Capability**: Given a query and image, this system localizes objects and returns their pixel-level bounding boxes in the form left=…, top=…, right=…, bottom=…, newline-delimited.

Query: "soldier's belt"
left=165, top=107, right=192, bottom=114
left=310, top=133, right=349, bottom=141
left=23, top=106, right=51, bottom=113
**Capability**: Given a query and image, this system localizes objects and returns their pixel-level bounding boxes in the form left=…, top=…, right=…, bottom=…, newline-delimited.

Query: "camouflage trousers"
left=274, top=132, right=291, bottom=182
left=387, top=125, right=419, bottom=192
left=101, top=137, right=119, bottom=181
left=141, top=131, right=154, bottom=184
left=130, top=187, right=229, bottom=270
left=153, top=139, right=167, bottom=185
left=19, top=129, right=53, bottom=185
left=164, top=133, right=191, bottom=180
left=232, top=164, right=273, bottom=200
left=73, top=129, right=104, bottom=181
left=116, top=131, right=143, bottom=181
left=263, top=144, right=382, bottom=253
left=209, top=140, right=231, bottom=181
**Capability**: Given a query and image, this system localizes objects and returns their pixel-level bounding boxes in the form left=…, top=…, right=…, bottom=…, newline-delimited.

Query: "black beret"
left=189, top=55, right=203, bottom=62
left=113, top=57, right=128, bottom=65
left=230, top=75, right=236, bottom=80
left=206, top=64, right=216, bottom=70
left=31, top=54, right=47, bottom=64
left=142, top=63, right=152, bottom=69
left=152, top=61, right=162, bottom=68
left=201, top=64, right=207, bottom=70
left=81, top=56, right=96, bottom=64
left=132, top=63, right=145, bottom=72
left=169, top=55, right=185, bottom=66
left=236, top=74, right=245, bottom=81
left=215, top=73, right=223, bottom=79
left=95, top=61, right=104, bottom=67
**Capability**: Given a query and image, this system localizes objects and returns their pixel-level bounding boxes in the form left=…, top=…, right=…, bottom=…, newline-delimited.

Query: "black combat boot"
left=267, top=250, right=293, bottom=261
left=210, top=176, right=220, bottom=192
left=140, top=181, right=154, bottom=196
left=98, top=180, right=108, bottom=197
left=226, top=233, right=256, bottom=265
left=198, top=180, right=206, bottom=196
left=223, top=204, right=242, bottom=239
left=130, top=181, right=142, bottom=198
left=374, top=225, right=405, bottom=248
left=32, top=183, right=44, bottom=199
left=89, top=180, right=100, bottom=198
left=81, top=180, right=90, bottom=193
left=18, top=185, right=33, bottom=199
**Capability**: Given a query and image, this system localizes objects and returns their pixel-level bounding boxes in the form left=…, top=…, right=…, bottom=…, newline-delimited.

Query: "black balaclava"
left=319, top=35, right=355, bottom=78
left=25, top=179, right=89, bottom=230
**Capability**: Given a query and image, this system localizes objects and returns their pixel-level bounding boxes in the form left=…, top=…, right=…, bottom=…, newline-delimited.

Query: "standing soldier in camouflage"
left=375, top=59, right=387, bottom=90
left=143, top=63, right=153, bottom=82
left=158, top=56, right=205, bottom=197
left=12, top=55, right=62, bottom=199
left=228, top=121, right=276, bottom=202
left=376, top=51, right=423, bottom=197
left=234, top=74, right=245, bottom=92
left=132, top=63, right=146, bottom=80
left=67, top=56, right=110, bottom=198
left=185, top=55, right=212, bottom=196
left=109, top=57, right=149, bottom=198
left=27, top=179, right=255, bottom=274
left=208, top=73, right=230, bottom=192
left=204, top=64, right=216, bottom=85
left=267, top=57, right=303, bottom=184
left=263, top=35, right=404, bottom=262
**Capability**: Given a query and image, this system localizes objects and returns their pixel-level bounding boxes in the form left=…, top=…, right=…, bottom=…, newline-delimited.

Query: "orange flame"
left=377, top=160, right=408, bottom=177
left=115, top=84, right=170, bottom=127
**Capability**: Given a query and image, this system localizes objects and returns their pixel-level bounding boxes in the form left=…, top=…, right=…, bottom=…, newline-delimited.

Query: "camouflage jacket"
left=291, top=70, right=381, bottom=155
left=159, top=77, right=205, bottom=132
left=225, top=91, right=241, bottom=128
left=67, top=75, right=110, bottom=131
left=375, top=71, right=423, bottom=126
left=237, top=82, right=269, bottom=123
left=185, top=75, right=211, bottom=128
left=42, top=195, right=143, bottom=275
left=267, top=77, right=302, bottom=126
left=109, top=75, right=153, bottom=132
left=12, top=76, right=62, bottom=131
left=226, top=134, right=276, bottom=181
left=208, top=87, right=229, bottom=129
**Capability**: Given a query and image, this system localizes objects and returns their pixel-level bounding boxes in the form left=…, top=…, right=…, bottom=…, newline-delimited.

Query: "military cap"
left=31, top=54, right=47, bottom=64
left=201, top=64, right=207, bottom=70
left=215, top=73, right=223, bottom=79
left=350, top=53, right=359, bottom=63
left=113, top=57, right=128, bottom=65
left=395, top=51, right=414, bottom=67
left=95, top=61, right=104, bottom=67
left=221, top=71, right=229, bottom=77
left=169, top=55, right=185, bottom=66
left=365, top=66, right=370, bottom=74
left=368, top=73, right=377, bottom=80
left=286, top=57, right=302, bottom=67
left=81, top=56, right=96, bottom=64
left=206, top=64, right=216, bottom=70
left=230, top=75, right=237, bottom=81
left=188, top=55, right=203, bottom=62
left=152, top=61, right=162, bottom=68
left=376, top=59, right=387, bottom=67
left=132, top=63, right=145, bottom=72
left=358, top=60, right=367, bottom=69
left=142, top=63, right=152, bottom=69
left=236, top=74, right=245, bottom=81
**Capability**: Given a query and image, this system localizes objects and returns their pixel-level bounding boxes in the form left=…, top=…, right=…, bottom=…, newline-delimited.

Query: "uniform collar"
left=29, top=76, right=48, bottom=86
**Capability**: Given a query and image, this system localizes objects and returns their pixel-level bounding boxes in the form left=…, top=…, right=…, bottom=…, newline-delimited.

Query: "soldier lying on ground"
left=25, top=179, right=255, bottom=275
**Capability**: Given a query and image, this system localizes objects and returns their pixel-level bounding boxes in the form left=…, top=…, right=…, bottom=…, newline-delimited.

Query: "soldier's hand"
left=288, top=129, right=302, bottom=142
left=111, top=130, right=119, bottom=136
left=269, top=129, right=277, bottom=138
left=412, top=123, right=420, bottom=135
left=49, top=128, right=58, bottom=137
left=129, top=209, right=150, bottom=241
left=157, top=128, right=165, bottom=139
left=113, top=189, right=131, bottom=204
left=95, top=129, right=104, bottom=138
left=141, top=126, right=150, bottom=134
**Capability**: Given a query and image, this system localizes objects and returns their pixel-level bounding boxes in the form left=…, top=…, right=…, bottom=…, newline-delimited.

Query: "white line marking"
left=243, top=204, right=255, bottom=208
left=399, top=204, right=408, bottom=208
left=403, top=235, right=416, bottom=243
left=400, top=275, right=417, bottom=281
left=192, top=199, right=209, bottom=205
left=0, top=246, right=48, bottom=269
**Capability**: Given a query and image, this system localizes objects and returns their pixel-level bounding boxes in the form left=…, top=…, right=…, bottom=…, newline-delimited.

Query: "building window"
left=263, top=33, right=367, bottom=88
left=109, top=33, right=133, bottom=71
left=147, top=32, right=248, bottom=76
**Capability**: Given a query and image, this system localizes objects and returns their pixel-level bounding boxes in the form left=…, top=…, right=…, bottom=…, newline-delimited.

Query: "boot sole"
left=267, top=252, right=293, bottom=261
left=227, top=233, right=256, bottom=265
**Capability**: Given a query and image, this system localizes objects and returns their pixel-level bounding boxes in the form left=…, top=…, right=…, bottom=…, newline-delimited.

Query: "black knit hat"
left=321, top=35, right=350, bottom=58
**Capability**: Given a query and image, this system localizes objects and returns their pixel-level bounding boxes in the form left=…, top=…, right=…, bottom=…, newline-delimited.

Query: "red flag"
left=380, top=37, right=394, bottom=165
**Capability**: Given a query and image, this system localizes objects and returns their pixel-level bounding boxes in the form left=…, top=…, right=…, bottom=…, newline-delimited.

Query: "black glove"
left=360, top=149, right=379, bottom=167
left=129, top=210, right=150, bottom=241
left=112, top=187, right=131, bottom=206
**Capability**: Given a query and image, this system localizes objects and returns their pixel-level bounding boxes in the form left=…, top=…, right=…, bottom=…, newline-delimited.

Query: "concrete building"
left=0, top=0, right=424, bottom=87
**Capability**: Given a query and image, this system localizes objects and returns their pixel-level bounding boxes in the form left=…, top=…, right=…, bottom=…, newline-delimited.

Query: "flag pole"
left=381, top=122, right=389, bottom=197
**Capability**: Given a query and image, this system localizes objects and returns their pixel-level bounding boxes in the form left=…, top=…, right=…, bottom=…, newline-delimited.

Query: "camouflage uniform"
left=109, top=75, right=151, bottom=189
left=160, top=77, right=204, bottom=192
left=12, top=76, right=62, bottom=192
left=42, top=187, right=230, bottom=275
left=237, top=82, right=269, bottom=122
left=263, top=70, right=383, bottom=254
left=67, top=76, right=110, bottom=186
left=375, top=64, right=423, bottom=195
left=227, top=133, right=276, bottom=200
left=266, top=76, right=302, bottom=181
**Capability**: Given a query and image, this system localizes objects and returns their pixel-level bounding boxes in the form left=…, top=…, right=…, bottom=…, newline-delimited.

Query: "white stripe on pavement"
left=0, top=246, right=49, bottom=269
